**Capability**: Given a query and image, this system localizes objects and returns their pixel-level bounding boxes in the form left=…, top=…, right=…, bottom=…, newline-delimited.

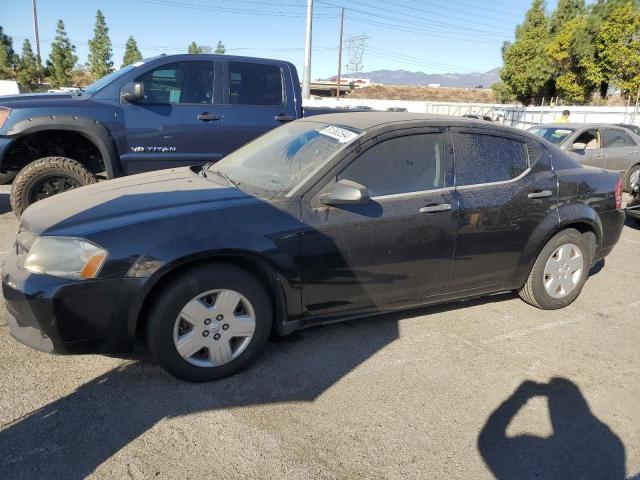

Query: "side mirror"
left=121, top=81, right=144, bottom=103
left=572, top=142, right=587, bottom=152
left=319, top=179, right=370, bottom=206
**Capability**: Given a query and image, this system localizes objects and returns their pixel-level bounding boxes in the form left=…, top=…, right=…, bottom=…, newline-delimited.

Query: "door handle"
left=527, top=190, right=553, bottom=199
left=275, top=114, right=295, bottom=122
left=419, top=203, right=452, bottom=213
left=197, top=113, right=220, bottom=121
left=594, top=153, right=606, bottom=158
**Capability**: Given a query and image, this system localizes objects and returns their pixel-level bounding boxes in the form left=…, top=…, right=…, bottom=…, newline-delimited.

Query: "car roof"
left=299, top=112, right=512, bottom=132
left=533, top=123, right=627, bottom=130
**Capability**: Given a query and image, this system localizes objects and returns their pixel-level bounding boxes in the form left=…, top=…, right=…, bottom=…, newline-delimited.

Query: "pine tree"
left=122, top=36, right=142, bottom=67
left=188, top=41, right=201, bottom=54
left=88, top=10, right=113, bottom=79
left=550, top=0, right=585, bottom=34
left=500, top=0, right=554, bottom=105
left=16, top=39, right=41, bottom=91
left=214, top=41, right=225, bottom=55
left=48, top=20, right=77, bottom=87
left=0, top=26, right=16, bottom=79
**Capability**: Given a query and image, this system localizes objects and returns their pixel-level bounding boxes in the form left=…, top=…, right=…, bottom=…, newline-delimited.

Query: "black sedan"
left=2, top=113, right=625, bottom=382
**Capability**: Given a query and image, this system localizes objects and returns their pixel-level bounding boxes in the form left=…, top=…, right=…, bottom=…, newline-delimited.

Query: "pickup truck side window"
left=135, top=61, right=214, bottom=105
left=455, top=133, right=528, bottom=186
left=228, top=62, right=283, bottom=106
left=338, top=134, right=446, bottom=197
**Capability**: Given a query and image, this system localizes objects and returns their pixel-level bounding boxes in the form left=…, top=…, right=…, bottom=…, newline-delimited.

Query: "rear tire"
left=10, top=157, right=97, bottom=216
left=146, top=264, right=272, bottom=382
left=623, top=163, right=640, bottom=193
left=519, top=229, right=591, bottom=310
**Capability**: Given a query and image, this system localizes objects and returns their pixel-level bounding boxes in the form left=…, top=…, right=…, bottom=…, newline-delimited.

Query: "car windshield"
left=528, top=127, right=574, bottom=145
left=82, top=63, right=141, bottom=94
left=206, top=122, right=362, bottom=196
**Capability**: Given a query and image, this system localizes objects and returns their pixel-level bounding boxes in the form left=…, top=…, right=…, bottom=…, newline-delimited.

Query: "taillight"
left=0, top=107, right=10, bottom=129
left=614, top=176, right=622, bottom=209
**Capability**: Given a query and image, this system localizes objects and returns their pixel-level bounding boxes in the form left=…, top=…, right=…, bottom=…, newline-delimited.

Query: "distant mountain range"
left=328, top=68, right=501, bottom=88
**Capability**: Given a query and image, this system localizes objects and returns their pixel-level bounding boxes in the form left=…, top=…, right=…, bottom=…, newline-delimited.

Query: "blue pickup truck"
left=0, top=54, right=341, bottom=215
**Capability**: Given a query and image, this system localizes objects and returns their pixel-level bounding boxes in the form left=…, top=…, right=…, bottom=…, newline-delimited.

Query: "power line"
left=399, top=0, right=525, bottom=19
left=318, top=0, right=513, bottom=37
left=343, top=15, right=505, bottom=45
left=131, top=0, right=339, bottom=18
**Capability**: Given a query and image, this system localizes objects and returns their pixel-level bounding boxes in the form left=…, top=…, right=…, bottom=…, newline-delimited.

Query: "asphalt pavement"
left=0, top=184, right=639, bottom=479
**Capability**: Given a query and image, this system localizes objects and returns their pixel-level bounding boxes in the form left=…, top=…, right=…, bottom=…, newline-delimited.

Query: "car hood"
left=21, top=167, right=257, bottom=236
left=0, top=92, right=76, bottom=108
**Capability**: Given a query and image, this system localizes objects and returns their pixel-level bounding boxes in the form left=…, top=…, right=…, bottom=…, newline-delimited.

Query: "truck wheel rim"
left=173, top=289, right=256, bottom=368
left=543, top=243, right=584, bottom=299
left=30, top=176, right=80, bottom=202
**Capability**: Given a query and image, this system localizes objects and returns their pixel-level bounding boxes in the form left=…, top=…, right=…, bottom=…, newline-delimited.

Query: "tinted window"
left=338, top=134, right=446, bottom=197
left=455, top=134, right=528, bottom=186
left=228, top=62, right=283, bottom=105
left=605, top=129, right=636, bottom=148
left=135, top=61, right=214, bottom=104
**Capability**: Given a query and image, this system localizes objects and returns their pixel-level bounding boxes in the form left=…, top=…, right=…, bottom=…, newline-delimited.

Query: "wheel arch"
left=131, top=252, right=291, bottom=344
left=4, top=116, right=121, bottom=178
left=518, top=204, right=601, bottom=286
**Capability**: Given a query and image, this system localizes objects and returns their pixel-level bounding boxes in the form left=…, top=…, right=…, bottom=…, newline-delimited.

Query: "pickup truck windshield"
left=83, top=64, right=139, bottom=94
left=528, top=127, right=575, bottom=145
left=208, top=122, right=362, bottom=196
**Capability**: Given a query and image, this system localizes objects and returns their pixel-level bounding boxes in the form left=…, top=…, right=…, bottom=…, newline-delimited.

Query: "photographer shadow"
left=478, top=378, right=628, bottom=480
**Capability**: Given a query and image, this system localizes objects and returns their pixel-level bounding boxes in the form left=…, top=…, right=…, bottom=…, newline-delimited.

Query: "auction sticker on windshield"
left=318, top=125, right=359, bottom=143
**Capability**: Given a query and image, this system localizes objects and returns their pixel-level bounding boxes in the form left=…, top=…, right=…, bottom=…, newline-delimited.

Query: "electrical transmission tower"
left=345, top=33, right=370, bottom=75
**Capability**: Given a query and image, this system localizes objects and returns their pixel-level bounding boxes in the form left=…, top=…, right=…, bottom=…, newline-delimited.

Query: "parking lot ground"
left=0, top=183, right=639, bottom=479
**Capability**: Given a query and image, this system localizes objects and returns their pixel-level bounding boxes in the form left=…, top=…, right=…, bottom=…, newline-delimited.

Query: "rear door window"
left=227, top=62, right=283, bottom=105
left=454, top=133, right=528, bottom=186
left=604, top=129, right=636, bottom=148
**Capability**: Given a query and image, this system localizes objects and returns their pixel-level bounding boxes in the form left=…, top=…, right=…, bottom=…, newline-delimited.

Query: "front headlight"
left=24, top=237, right=108, bottom=280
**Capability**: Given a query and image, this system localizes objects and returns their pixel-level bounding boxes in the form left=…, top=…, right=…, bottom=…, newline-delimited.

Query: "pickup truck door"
left=220, top=60, right=298, bottom=155
left=119, top=59, right=223, bottom=174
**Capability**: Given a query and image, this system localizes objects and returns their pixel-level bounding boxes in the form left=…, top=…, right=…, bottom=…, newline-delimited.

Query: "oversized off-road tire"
left=623, top=163, right=640, bottom=193
left=0, top=170, right=16, bottom=185
left=519, top=228, right=591, bottom=310
left=146, top=263, right=273, bottom=382
left=10, top=157, right=97, bottom=216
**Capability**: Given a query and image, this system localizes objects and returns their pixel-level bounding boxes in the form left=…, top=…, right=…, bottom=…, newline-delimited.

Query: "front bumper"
left=2, top=250, right=144, bottom=355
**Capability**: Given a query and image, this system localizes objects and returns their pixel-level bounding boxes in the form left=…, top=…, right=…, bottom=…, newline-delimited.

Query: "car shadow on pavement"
left=0, top=295, right=515, bottom=479
left=478, top=378, right=630, bottom=480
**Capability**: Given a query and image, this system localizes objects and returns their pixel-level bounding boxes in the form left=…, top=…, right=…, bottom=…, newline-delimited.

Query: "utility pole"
left=302, top=0, right=313, bottom=100
left=32, top=0, right=41, bottom=62
left=336, top=7, right=344, bottom=100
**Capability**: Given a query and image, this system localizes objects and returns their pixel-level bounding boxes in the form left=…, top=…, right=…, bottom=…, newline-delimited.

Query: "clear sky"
left=2, top=0, right=560, bottom=79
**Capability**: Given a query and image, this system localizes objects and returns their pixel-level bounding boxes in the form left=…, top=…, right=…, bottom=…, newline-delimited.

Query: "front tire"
left=0, top=170, right=16, bottom=185
left=146, top=264, right=273, bottom=382
left=519, top=229, right=591, bottom=310
left=10, top=157, right=97, bottom=216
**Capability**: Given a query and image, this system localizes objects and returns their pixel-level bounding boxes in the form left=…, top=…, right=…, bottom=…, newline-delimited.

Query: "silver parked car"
left=528, top=123, right=640, bottom=191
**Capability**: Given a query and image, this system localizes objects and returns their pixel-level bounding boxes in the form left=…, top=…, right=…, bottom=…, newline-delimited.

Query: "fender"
left=517, top=201, right=602, bottom=286
left=118, top=226, right=302, bottom=341
left=4, top=115, right=121, bottom=178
